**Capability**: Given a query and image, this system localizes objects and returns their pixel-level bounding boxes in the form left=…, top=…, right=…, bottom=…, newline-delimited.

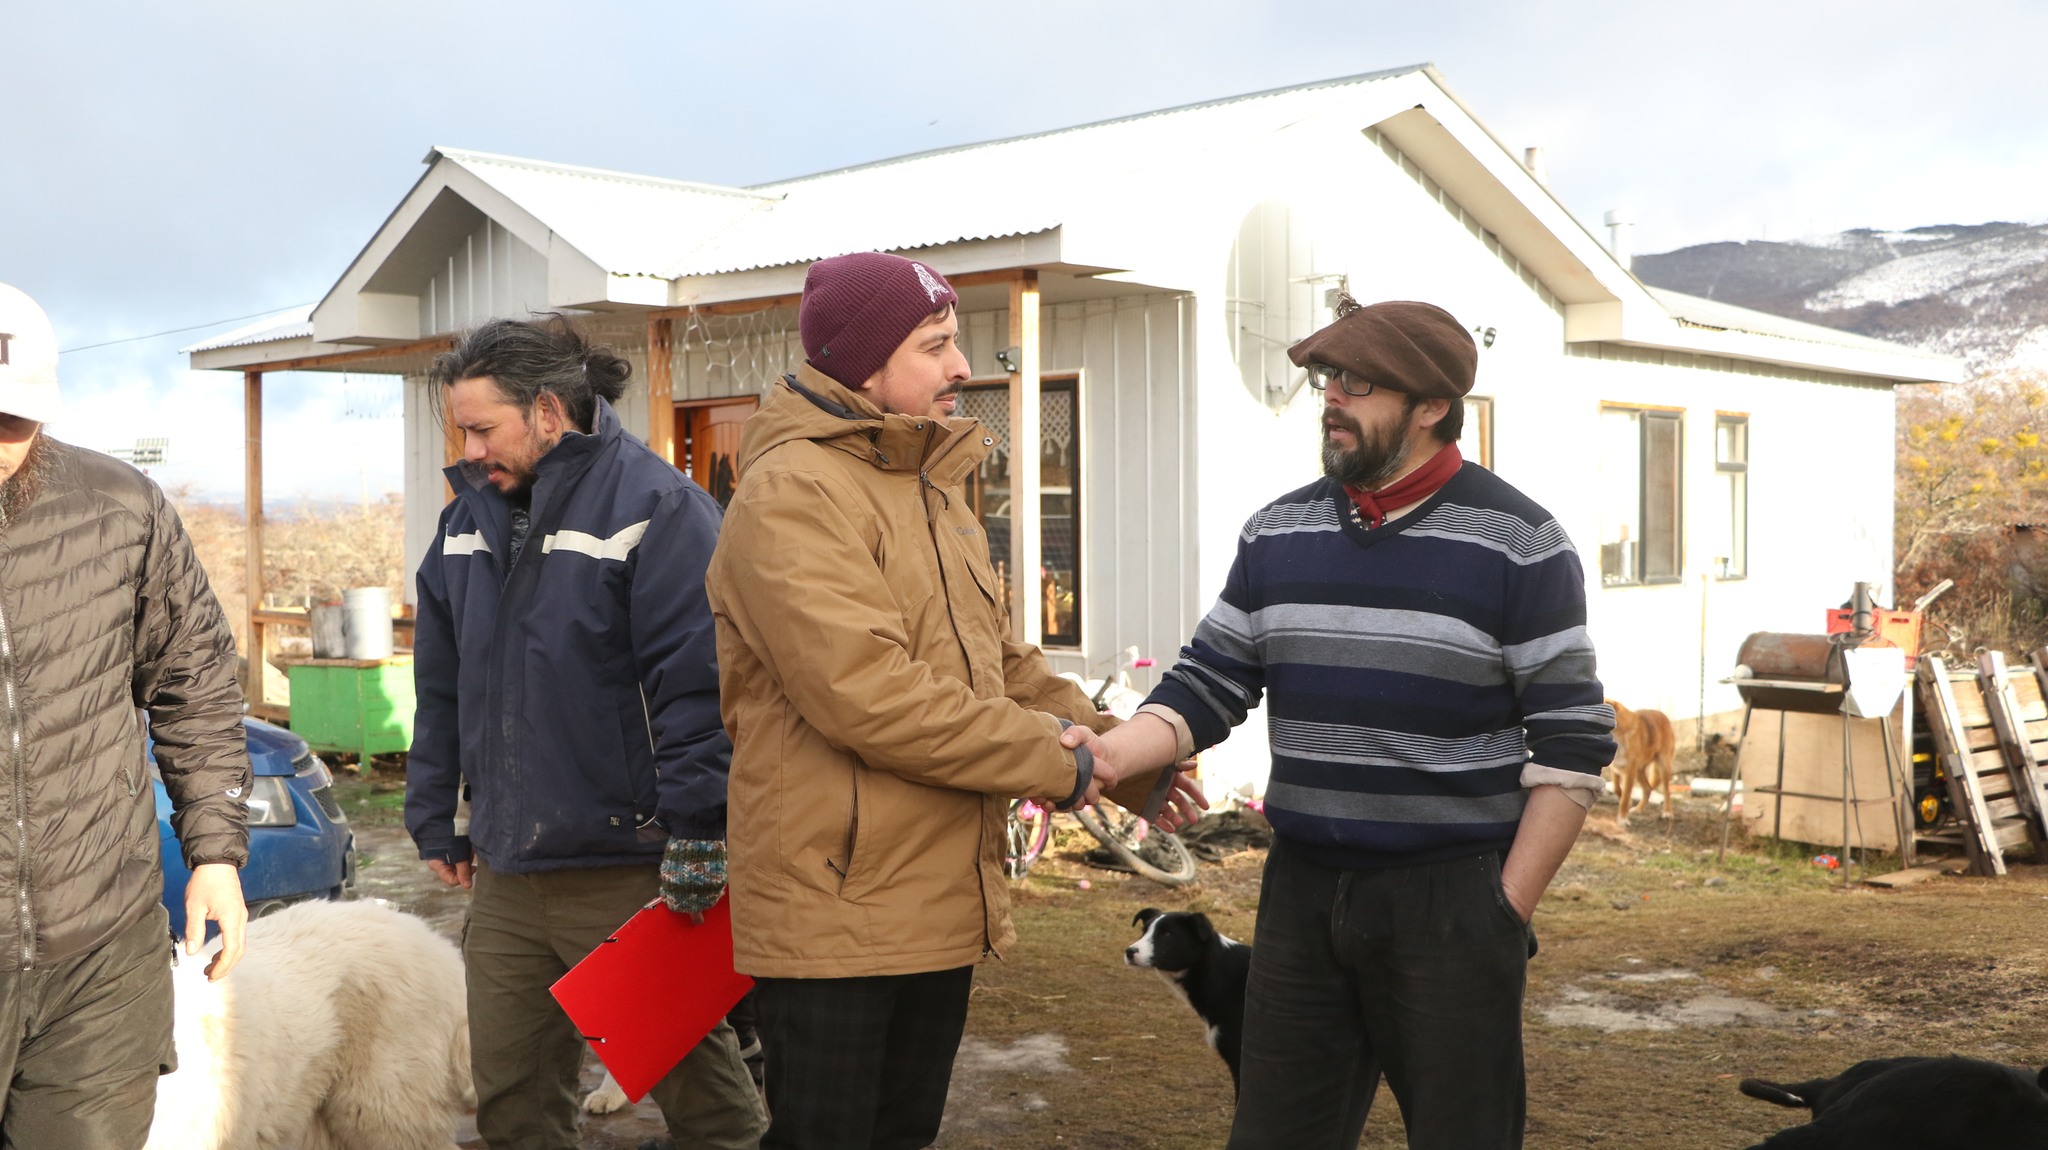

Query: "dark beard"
left=1321, top=407, right=1413, bottom=490
left=0, top=435, right=54, bottom=528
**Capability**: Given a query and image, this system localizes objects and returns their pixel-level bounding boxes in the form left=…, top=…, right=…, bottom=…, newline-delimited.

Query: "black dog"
left=1740, top=1055, right=2048, bottom=1148
left=1125, top=908, right=1251, bottom=1094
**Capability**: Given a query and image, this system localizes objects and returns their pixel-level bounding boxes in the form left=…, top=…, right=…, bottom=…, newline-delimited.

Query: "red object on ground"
left=550, top=895, right=754, bottom=1103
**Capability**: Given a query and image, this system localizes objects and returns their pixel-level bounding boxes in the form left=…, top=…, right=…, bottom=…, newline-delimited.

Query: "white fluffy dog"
left=147, top=900, right=473, bottom=1150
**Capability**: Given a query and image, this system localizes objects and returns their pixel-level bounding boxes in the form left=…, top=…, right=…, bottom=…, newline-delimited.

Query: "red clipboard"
left=550, top=894, right=754, bottom=1103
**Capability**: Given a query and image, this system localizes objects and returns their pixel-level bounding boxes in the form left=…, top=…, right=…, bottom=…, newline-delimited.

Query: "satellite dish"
left=1225, top=200, right=1325, bottom=411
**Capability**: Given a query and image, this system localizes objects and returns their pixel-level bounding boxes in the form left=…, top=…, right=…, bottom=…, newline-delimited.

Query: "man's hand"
left=426, top=858, right=475, bottom=890
left=184, top=862, right=247, bottom=982
left=661, top=838, right=728, bottom=925
left=1499, top=783, right=1590, bottom=922
left=1151, top=764, right=1210, bottom=833
left=1059, top=723, right=1117, bottom=806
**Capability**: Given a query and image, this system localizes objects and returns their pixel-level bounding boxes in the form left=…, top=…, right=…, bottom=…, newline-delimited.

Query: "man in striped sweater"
left=1087, top=299, right=1614, bottom=1149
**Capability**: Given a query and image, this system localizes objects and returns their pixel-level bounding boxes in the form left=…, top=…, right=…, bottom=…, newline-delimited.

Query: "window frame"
left=1463, top=395, right=1494, bottom=469
left=1714, top=412, right=1749, bottom=581
left=1598, top=403, right=1686, bottom=588
left=957, top=374, right=1084, bottom=648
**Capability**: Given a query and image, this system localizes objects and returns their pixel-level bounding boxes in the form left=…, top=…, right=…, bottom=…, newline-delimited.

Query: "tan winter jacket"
left=709, top=366, right=1147, bottom=977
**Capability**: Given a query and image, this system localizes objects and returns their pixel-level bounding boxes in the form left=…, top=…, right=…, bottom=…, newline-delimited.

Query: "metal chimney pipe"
left=1522, top=146, right=1549, bottom=187
left=1603, top=208, right=1637, bottom=270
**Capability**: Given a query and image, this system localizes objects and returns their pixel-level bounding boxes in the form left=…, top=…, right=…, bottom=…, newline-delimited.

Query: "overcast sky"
left=5, top=0, right=2044, bottom=502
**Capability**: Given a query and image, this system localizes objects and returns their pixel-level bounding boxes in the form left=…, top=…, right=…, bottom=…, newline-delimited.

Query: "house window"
left=958, top=377, right=1082, bottom=647
left=1599, top=406, right=1683, bottom=586
left=1715, top=414, right=1748, bottom=579
left=1463, top=395, right=1494, bottom=469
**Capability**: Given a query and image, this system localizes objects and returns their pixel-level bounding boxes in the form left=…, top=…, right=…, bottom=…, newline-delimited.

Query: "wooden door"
left=675, top=398, right=757, bottom=508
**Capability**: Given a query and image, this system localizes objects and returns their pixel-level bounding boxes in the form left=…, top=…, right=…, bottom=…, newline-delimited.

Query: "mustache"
left=937, top=383, right=965, bottom=399
left=1323, top=410, right=1363, bottom=436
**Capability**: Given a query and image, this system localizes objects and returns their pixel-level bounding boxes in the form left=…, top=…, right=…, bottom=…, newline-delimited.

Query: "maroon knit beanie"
left=799, top=253, right=959, bottom=387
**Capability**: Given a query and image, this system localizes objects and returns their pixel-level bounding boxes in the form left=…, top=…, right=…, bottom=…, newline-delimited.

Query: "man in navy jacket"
left=406, top=316, right=764, bottom=1150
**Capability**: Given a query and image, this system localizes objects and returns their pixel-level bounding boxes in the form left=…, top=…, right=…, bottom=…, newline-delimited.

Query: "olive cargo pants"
left=465, top=861, right=765, bottom=1150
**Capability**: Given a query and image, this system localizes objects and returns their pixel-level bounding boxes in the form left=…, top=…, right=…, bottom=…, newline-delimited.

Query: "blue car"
left=156, top=717, right=357, bottom=938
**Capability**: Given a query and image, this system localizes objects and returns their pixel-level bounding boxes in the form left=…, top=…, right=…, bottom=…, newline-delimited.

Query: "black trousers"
left=1226, top=840, right=1531, bottom=1150
left=755, top=965, right=974, bottom=1150
left=0, top=905, right=173, bottom=1150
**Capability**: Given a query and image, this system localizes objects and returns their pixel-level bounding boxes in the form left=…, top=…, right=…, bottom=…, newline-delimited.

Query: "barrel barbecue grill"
left=1718, top=584, right=1919, bottom=868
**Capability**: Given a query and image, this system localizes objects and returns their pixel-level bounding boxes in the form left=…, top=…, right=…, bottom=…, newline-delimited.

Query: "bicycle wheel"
left=1004, top=799, right=1054, bottom=879
left=1076, top=803, right=1198, bottom=886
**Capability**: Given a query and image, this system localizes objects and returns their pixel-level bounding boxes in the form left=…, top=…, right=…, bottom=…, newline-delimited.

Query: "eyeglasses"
left=1304, top=363, right=1377, bottom=397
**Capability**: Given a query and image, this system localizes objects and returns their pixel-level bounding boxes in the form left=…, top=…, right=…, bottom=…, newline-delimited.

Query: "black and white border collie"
left=1124, top=908, right=1251, bottom=1094
left=1740, top=1056, right=2048, bottom=1149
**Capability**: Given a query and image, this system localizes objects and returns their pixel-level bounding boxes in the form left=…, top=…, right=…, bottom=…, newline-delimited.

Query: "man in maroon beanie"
left=707, top=252, right=1191, bottom=1150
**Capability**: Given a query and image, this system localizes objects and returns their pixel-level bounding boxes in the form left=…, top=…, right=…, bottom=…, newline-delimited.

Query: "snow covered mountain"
left=1632, top=222, right=2048, bottom=375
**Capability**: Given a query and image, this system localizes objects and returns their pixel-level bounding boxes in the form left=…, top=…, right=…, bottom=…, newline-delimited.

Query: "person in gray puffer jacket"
left=0, top=282, right=250, bottom=1149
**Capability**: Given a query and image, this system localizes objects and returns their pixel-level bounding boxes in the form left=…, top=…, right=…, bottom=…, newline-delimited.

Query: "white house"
left=189, top=65, right=1962, bottom=799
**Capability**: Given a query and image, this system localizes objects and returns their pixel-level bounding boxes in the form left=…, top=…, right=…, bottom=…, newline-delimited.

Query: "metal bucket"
left=342, top=587, right=394, bottom=661
left=309, top=603, right=347, bottom=659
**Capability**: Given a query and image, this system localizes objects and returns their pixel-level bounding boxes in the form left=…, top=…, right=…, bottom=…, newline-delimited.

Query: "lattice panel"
left=674, top=308, right=800, bottom=397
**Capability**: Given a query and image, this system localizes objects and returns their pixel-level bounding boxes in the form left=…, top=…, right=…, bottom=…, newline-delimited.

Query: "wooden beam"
left=950, top=268, right=1040, bottom=290
left=243, top=370, right=265, bottom=710
left=1007, top=271, right=1042, bottom=645
left=646, top=294, right=804, bottom=322
left=647, top=315, right=676, bottom=464
left=243, top=335, right=457, bottom=374
left=646, top=269, right=1036, bottom=323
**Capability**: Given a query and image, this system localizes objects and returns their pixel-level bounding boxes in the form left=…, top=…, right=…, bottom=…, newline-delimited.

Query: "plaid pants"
left=755, top=966, right=974, bottom=1150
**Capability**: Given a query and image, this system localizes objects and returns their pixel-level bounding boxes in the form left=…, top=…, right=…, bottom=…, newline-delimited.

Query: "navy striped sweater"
left=1148, top=464, right=1616, bottom=869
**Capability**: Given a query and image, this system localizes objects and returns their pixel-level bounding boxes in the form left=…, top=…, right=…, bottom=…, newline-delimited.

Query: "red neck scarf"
left=1344, top=443, right=1462, bottom=529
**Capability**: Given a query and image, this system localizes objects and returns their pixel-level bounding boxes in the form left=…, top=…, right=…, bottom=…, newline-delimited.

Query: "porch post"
left=647, top=314, right=676, bottom=465
left=243, top=369, right=264, bottom=709
left=1007, top=271, right=1042, bottom=644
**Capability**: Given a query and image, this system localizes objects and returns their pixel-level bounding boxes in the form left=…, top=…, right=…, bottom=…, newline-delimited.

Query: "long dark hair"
left=430, top=314, right=631, bottom=433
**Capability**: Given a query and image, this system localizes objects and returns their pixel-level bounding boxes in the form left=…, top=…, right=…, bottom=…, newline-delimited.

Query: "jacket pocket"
left=833, top=764, right=874, bottom=901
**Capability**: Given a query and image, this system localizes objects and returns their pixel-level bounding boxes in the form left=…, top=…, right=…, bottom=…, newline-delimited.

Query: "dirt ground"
left=334, top=767, right=2048, bottom=1150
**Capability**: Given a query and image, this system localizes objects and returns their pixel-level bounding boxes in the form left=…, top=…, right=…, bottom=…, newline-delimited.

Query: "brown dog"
left=1604, top=698, right=1675, bottom=825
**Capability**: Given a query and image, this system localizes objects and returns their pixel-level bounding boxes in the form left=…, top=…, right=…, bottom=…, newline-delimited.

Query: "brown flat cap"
left=1287, top=298, right=1476, bottom=400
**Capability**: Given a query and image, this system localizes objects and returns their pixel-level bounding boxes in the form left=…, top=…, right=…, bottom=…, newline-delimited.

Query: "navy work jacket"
left=406, top=398, right=730, bottom=873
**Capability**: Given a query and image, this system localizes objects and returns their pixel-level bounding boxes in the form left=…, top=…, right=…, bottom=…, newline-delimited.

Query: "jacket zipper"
left=0, top=591, right=33, bottom=970
left=912, top=421, right=997, bottom=956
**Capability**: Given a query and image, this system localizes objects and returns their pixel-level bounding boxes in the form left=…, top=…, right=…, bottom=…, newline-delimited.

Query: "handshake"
left=1056, top=713, right=1208, bottom=833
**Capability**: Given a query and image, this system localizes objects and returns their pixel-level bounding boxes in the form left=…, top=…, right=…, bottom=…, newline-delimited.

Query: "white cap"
left=0, top=283, right=62, bottom=424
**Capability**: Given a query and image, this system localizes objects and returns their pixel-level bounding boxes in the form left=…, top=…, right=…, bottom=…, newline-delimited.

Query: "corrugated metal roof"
left=1646, top=287, right=1957, bottom=365
left=664, top=66, right=1430, bottom=278
left=180, top=305, right=314, bottom=354
left=432, top=147, right=780, bottom=279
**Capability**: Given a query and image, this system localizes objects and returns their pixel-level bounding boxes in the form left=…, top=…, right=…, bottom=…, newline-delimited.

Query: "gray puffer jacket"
left=0, top=438, right=249, bottom=968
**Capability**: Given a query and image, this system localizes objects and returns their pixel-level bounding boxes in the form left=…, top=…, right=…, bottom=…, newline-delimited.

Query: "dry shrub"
left=166, top=487, right=404, bottom=652
left=1896, top=368, right=2048, bottom=653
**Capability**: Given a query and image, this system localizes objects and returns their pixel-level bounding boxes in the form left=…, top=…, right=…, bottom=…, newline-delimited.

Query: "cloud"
left=7, top=0, right=2044, bottom=502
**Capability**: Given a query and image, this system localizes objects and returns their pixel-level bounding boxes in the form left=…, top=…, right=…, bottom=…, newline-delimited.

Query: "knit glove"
left=660, top=837, right=728, bottom=917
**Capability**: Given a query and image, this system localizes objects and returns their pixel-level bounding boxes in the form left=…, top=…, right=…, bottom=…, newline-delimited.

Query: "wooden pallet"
left=2015, top=646, right=2048, bottom=840
left=1980, top=650, right=2048, bottom=845
left=1917, top=654, right=2035, bottom=875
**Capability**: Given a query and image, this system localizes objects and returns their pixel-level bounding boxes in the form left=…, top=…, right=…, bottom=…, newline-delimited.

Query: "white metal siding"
left=958, top=295, right=1201, bottom=691
left=401, top=372, right=443, bottom=607
left=418, top=218, right=550, bottom=336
